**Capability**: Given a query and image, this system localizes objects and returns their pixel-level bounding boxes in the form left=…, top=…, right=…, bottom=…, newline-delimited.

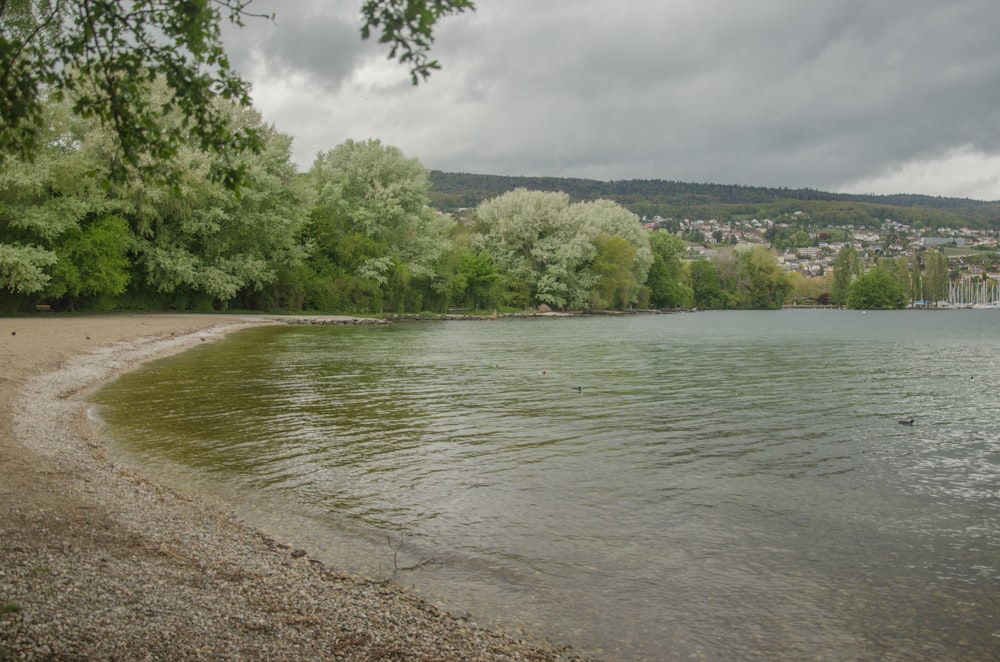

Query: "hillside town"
left=644, top=214, right=1000, bottom=294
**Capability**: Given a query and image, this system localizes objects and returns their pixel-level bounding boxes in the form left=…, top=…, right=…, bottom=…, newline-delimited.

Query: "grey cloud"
left=224, top=0, right=1000, bottom=197
left=223, top=1, right=373, bottom=91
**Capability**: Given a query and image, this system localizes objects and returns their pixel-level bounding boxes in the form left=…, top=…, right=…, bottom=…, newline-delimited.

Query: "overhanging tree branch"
left=1, top=0, right=475, bottom=188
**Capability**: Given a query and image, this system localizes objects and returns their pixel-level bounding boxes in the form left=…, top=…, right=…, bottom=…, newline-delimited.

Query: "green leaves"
left=0, top=242, right=57, bottom=293
left=847, top=267, right=907, bottom=309
left=475, top=189, right=651, bottom=309
left=47, top=215, right=131, bottom=300
left=11, top=1, right=259, bottom=186
left=360, top=0, right=475, bottom=83
left=307, top=138, right=452, bottom=312
left=2, top=1, right=475, bottom=189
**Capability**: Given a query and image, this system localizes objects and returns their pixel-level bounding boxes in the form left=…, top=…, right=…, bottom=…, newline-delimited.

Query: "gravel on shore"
left=0, top=315, right=592, bottom=661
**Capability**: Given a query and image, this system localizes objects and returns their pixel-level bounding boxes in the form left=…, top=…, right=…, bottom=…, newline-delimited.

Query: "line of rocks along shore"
left=276, top=308, right=696, bottom=325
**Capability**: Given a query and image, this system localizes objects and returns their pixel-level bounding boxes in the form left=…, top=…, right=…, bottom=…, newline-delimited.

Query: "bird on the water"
left=898, top=418, right=914, bottom=426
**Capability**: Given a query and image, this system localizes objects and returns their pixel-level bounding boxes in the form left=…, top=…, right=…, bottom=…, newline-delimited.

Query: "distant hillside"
left=428, top=171, right=1000, bottom=231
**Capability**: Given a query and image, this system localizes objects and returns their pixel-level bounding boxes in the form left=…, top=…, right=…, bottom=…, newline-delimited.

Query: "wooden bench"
left=35, top=304, right=52, bottom=312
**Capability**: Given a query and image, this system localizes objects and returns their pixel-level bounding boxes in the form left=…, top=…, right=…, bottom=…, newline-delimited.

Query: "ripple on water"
left=94, top=311, right=1000, bottom=661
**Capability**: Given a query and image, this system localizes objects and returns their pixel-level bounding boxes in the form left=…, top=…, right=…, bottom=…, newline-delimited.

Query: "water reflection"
left=95, top=311, right=1000, bottom=660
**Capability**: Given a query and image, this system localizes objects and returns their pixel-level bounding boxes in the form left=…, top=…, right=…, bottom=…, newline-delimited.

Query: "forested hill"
left=428, top=171, right=1000, bottom=230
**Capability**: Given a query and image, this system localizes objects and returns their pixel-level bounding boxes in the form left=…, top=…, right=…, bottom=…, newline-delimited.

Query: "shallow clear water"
left=94, top=310, right=1000, bottom=660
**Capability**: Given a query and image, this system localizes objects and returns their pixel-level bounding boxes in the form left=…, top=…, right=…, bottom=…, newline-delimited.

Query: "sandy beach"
left=0, top=314, right=587, bottom=660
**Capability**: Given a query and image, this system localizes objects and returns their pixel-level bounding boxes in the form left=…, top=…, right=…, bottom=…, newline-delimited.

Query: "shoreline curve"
left=0, top=314, right=589, bottom=660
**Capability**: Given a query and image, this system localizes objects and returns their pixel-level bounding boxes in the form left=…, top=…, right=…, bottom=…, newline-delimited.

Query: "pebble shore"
left=0, top=316, right=593, bottom=661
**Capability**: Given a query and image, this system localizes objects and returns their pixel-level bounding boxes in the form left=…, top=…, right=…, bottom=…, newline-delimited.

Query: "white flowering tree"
left=0, top=91, right=311, bottom=310
left=475, top=189, right=651, bottom=309
left=307, top=139, right=454, bottom=312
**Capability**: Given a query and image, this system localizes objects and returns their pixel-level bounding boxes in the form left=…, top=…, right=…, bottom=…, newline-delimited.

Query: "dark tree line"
left=429, top=171, right=1000, bottom=231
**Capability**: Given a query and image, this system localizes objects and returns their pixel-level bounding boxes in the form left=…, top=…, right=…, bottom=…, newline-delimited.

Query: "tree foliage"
left=360, top=0, right=475, bottom=84
left=646, top=230, right=692, bottom=308
left=429, top=171, right=1000, bottom=231
left=0, top=241, right=56, bottom=294
left=306, top=138, right=452, bottom=313
left=735, top=245, right=793, bottom=309
left=921, top=249, right=949, bottom=304
left=47, top=214, right=131, bottom=306
left=474, top=189, right=651, bottom=309
left=687, top=259, right=724, bottom=309
left=591, top=234, right=637, bottom=309
left=1, top=1, right=474, bottom=186
left=681, top=247, right=791, bottom=310
left=451, top=250, right=497, bottom=309
left=0, top=88, right=310, bottom=310
left=831, top=244, right=859, bottom=306
left=847, top=267, right=907, bottom=309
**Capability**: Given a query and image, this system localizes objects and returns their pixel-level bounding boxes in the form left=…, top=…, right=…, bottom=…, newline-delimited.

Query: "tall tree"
left=46, top=214, right=131, bottom=308
left=646, top=230, right=692, bottom=308
left=831, top=244, right=859, bottom=306
left=475, top=189, right=593, bottom=309
left=475, top=189, right=649, bottom=310
left=687, top=259, right=723, bottom=308
left=0, top=87, right=311, bottom=309
left=570, top=198, right=652, bottom=307
left=452, top=250, right=497, bottom=309
left=711, top=251, right=748, bottom=308
left=921, top=249, right=949, bottom=304
left=847, top=267, right=907, bottom=309
left=307, top=138, right=452, bottom=312
left=738, top=245, right=793, bottom=309
left=881, top=256, right=912, bottom=305
left=0, top=91, right=105, bottom=300
left=590, top=234, right=636, bottom=309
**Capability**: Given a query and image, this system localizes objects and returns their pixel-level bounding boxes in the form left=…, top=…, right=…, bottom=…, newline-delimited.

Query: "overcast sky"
left=222, top=0, right=1000, bottom=201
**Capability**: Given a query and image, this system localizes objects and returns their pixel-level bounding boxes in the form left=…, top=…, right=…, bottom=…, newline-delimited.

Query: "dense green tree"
left=0, top=93, right=108, bottom=301
left=921, top=249, right=949, bottom=304
left=687, top=259, right=724, bottom=308
left=590, top=234, right=636, bottom=309
left=687, top=246, right=791, bottom=310
left=880, top=256, right=912, bottom=305
left=737, top=245, right=793, bottom=309
left=646, top=230, right=692, bottom=308
left=452, top=250, right=497, bottom=309
left=831, top=244, right=859, bottom=305
left=475, top=189, right=592, bottom=309
left=847, top=267, right=907, bottom=309
left=0, top=89, right=310, bottom=309
left=475, top=189, right=649, bottom=309
left=46, top=214, right=131, bottom=307
left=306, top=138, right=452, bottom=313
left=710, top=251, right=747, bottom=308
left=571, top=198, right=651, bottom=307
left=0, top=242, right=55, bottom=296
left=117, top=108, right=310, bottom=308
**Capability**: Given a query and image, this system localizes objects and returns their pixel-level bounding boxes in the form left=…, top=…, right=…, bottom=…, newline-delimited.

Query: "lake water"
left=93, top=310, right=1000, bottom=660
